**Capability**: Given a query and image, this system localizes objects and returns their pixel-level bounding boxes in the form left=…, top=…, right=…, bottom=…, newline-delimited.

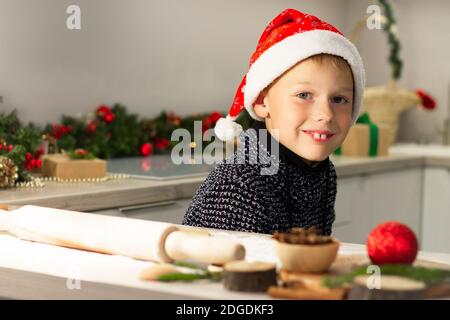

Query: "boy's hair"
left=263, top=54, right=353, bottom=95
left=309, top=53, right=353, bottom=76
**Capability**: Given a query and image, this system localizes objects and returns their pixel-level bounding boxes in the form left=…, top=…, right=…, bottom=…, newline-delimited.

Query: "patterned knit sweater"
left=182, top=121, right=337, bottom=235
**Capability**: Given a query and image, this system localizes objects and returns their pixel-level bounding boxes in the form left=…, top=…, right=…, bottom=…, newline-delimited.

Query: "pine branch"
left=377, top=0, right=403, bottom=80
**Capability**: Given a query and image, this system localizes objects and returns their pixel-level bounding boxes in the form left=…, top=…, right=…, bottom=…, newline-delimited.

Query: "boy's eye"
left=331, top=96, right=350, bottom=104
left=297, top=92, right=312, bottom=100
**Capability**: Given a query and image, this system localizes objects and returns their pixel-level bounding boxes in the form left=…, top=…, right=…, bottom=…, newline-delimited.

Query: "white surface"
left=390, top=143, right=450, bottom=157
left=0, top=230, right=269, bottom=300
left=1, top=228, right=450, bottom=300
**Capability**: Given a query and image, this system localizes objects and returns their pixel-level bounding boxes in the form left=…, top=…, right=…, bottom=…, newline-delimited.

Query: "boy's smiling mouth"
left=302, top=130, right=335, bottom=142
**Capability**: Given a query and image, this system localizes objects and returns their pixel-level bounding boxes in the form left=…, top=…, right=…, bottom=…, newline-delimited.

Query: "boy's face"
left=254, top=57, right=354, bottom=165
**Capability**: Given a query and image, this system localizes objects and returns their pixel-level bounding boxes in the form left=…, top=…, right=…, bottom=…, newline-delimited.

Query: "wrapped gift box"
left=42, top=154, right=107, bottom=180
left=338, top=123, right=390, bottom=157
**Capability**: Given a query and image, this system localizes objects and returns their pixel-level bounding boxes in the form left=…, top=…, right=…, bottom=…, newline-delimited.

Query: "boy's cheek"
left=337, top=112, right=353, bottom=132
left=335, top=124, right=352, bottom=145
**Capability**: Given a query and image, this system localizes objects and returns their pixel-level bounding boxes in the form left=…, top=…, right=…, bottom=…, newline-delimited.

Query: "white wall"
left=343, top=0, right=450, bottom=144
left=0, top=0, right=346, bottom=125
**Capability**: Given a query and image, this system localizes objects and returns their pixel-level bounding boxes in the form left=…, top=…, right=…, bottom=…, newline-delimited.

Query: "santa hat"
left=215, top=8, right=366, bottom=141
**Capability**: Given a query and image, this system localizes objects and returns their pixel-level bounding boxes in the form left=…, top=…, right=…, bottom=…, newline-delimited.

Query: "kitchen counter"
left=0, top=175, right=204, bottom=212
left=1, top=145, right=449, bottom=299
left=1, top=227, right=449, bottom=300
left=1, top=149, right=448, bottom=212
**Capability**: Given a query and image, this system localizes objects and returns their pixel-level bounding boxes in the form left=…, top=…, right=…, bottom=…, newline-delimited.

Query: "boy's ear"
left=253, top=91, right=269, bottom=119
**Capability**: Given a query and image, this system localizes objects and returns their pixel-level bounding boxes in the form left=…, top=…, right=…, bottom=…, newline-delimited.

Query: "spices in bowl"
left=273, top=227, right=340, bottom=273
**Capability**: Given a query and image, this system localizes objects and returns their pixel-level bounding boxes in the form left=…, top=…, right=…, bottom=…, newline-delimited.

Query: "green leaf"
left=157, top=272, right=209, bottom=282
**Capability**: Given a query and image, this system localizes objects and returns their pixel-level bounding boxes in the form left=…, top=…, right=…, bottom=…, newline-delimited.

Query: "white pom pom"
left=214, top=115, right=243, bottom=141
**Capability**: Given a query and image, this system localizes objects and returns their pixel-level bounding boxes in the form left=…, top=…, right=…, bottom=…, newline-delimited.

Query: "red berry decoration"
left=96, top=105, right=115, bottom=123
left=74, top=149, right=88, bottom=156
left=140, top=143, right=153, bottom=157
left=154, top=137, right=170, bottom=150
left=415, top=89, right=436, bottom=110
left=367, top=221, right=418, bottom=265
left=96, top=105, right=111, bottom=115
left=208, top=111, right=223, bottom=124
left=35, top=158, right=42, bottom=169
left=87, top=120, right=99, bottom=134
left=104, top=112, right=115, bottom=123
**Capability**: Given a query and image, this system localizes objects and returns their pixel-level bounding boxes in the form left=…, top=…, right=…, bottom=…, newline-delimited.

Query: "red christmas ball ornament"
left=140, top=143, right=153, bottom=157
left=367, top=221, right=418, bottom=265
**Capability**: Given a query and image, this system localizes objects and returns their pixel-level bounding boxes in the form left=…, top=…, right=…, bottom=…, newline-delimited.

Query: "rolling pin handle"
left=164, top=231, right=246, bottom=265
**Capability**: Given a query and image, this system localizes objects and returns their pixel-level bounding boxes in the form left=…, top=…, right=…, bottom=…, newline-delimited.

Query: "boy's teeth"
left=312, top=132, right=328, bottom=140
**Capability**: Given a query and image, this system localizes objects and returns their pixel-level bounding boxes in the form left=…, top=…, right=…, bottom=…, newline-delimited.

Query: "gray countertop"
left=0, top=150, right=449, bottom=212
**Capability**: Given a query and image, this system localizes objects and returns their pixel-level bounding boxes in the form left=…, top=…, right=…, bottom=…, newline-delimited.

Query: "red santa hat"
left=215, top=8, right=366, bottom=141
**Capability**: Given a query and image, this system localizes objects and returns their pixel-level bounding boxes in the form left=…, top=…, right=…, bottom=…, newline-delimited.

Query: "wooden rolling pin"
left=0, top=205, right=245, bottom=265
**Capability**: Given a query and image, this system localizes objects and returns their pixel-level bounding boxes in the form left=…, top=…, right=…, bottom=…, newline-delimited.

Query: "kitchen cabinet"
left=334, top=168, right=422, bottom=245
left=90, top=198, right=193, bottom=225
left=422, top=167, right=450, bottom=253
left=333, top=175, right=368, bottom=243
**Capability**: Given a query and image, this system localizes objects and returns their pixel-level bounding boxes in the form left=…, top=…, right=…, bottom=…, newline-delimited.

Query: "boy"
left=182, top=8, right=365, bottom=235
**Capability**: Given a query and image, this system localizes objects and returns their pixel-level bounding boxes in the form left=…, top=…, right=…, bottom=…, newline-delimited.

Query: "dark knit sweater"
left=182, top=121, right=337, bottom=235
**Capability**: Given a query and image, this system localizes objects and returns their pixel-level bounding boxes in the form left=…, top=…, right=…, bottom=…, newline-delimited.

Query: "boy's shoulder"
left=198, top=149, right=283, bottom=198
left=212, top=156, right=280, bottom=187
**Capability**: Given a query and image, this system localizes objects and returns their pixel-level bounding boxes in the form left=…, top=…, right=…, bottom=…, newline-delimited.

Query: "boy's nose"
left=311, top=100, right=333, bottom=123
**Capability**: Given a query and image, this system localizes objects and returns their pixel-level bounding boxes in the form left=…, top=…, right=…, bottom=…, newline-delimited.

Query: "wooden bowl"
left=275, top=239, right=340, bottom=273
